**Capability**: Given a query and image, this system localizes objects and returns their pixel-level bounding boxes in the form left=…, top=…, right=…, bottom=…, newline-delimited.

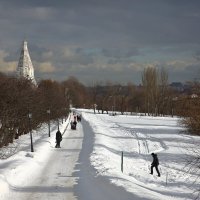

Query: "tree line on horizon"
left=0, top=67, right=199, bottom=149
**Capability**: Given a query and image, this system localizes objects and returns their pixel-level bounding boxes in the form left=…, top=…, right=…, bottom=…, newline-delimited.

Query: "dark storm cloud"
left=194, top=51, right=200, bottom=61
left=1, top=0, right=200, bottom=47
left=107, top=59, right=122, bottom=65
left=0, top=0, right=200, bottom=84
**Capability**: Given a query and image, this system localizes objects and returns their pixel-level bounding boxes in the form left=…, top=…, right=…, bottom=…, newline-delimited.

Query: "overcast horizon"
left=0, top=0, right=200, bottom=85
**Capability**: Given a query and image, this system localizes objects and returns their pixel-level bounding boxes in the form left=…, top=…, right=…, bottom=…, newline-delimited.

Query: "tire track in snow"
left=115, top=124, right=167, bottom=155
left=115, top=125, right=150, bottom=155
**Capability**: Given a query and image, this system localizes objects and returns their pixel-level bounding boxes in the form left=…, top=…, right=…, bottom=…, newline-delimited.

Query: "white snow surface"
left=0, top=110, right=199, bottom=200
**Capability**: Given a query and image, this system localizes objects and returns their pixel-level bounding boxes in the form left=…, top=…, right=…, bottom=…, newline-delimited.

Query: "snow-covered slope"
left=81, top=110, right=200, bottom=200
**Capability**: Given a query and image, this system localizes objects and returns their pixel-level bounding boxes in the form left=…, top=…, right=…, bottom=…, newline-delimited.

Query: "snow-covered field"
left=0, top=110, right=199, bottom=200
left=81, top=110, right=200, bottom=200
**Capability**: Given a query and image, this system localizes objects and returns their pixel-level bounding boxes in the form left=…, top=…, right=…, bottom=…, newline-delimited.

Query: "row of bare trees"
left=88, top=67, right=200, bottom=136
left=0, top=74, right=88, bottom=148
left=89, top=68, right=175, bottom=117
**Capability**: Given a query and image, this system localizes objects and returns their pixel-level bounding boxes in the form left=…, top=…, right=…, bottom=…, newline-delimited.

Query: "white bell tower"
left=16, top=40, right=37, bottom=85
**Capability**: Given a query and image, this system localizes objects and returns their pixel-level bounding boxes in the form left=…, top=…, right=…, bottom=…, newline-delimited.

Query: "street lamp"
left=47, top=109, right=51, bottom=137
left=15, top=128, right=19, bottom=139
left=65, top=87, right=71, bottom=112
left=113, top=96, right=116, bottom=115
left=57, top=119, right=60, bottom=131
left=65, top=107, right=68, bottom=122
left=109, top=96, right=115, bottom=115
left=28, top=113, right=34, bottom=152
left=94, top=104, right=97, bottom=114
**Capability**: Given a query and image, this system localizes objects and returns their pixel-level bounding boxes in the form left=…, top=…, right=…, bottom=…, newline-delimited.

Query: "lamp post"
left=109, top=95, right=115, bottom=115
left=65, top=87, right=70, bottom=113
left=28, top=113, right=34, bottom=152
left=15, top=128, right=19, bottom=139
left=57, top=119, right=60, bottom=131
left=65, top=107, right=68, bottom=121
left=113, top=96, right=116, bottom=115
left=109, top=96, right=113, bottom=115
left=47, top=109, right=51, bottom=137
left=8, top=127, right=13, bottom=143
left=94, top=104, right=97, bottom=114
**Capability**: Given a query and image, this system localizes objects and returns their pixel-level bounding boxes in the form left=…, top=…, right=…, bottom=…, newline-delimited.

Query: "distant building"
left=170, top=82, right=184, bottom=92
left=191, top=94, right=198, bottom=98
left=16, top=40, right=37, bottom=85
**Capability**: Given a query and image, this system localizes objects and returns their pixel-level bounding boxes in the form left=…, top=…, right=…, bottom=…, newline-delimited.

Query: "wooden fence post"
left=166, top=172, right=168, bottom=186
left=121, top=151, right=123, bottom=173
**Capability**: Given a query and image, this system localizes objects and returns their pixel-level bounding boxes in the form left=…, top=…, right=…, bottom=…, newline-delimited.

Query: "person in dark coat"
left=77, top=115, right=81, bottom=122
left=73, top=120, right=77, bottom=127
left=150, top=153, right=160, bottom=177
left=55, top=130, right=62, bottom=148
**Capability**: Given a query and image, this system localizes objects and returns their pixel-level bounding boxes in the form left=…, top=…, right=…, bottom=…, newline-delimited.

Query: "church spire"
left=16, top=40, right=37, bottom=85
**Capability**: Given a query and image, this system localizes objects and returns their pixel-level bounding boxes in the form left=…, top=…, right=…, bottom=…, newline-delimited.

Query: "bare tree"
left=141, top=67, right=171, bottom=116
left=142, top=67, right=158, bottom=116
left=157, top=68, right=170, bottom=116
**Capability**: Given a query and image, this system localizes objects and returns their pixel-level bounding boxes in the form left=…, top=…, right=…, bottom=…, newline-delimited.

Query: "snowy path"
left=1, top=117, right=140, bottom=200
left=23, top=129, right=83, bottom=200
left=73, top=118, right=139, bottom=200
left=4, top=122, right=83, bottom=200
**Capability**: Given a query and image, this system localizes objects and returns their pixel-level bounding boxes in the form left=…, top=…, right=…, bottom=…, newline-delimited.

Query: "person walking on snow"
left=150, top=153, right=160, bottom=177
left=55, top=129, right=62, bottom=148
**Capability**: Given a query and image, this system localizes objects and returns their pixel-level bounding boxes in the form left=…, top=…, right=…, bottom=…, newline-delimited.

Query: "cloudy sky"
left=0, top=0, right=200, bottom=85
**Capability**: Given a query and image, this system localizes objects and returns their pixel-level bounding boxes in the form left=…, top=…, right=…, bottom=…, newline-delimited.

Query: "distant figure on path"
left=71, top=120, right=77, bottom=130
left=150, top=153, right=160, bottom=177
left=55, top=130, right=62, bottom=148
left=77, top=114, right=81, bottom=122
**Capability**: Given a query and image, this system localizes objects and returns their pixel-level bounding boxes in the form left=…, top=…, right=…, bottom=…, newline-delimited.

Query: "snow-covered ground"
left=81, top=110, right=200, bottom=199
left=0, top=110, right=199, bottom=200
